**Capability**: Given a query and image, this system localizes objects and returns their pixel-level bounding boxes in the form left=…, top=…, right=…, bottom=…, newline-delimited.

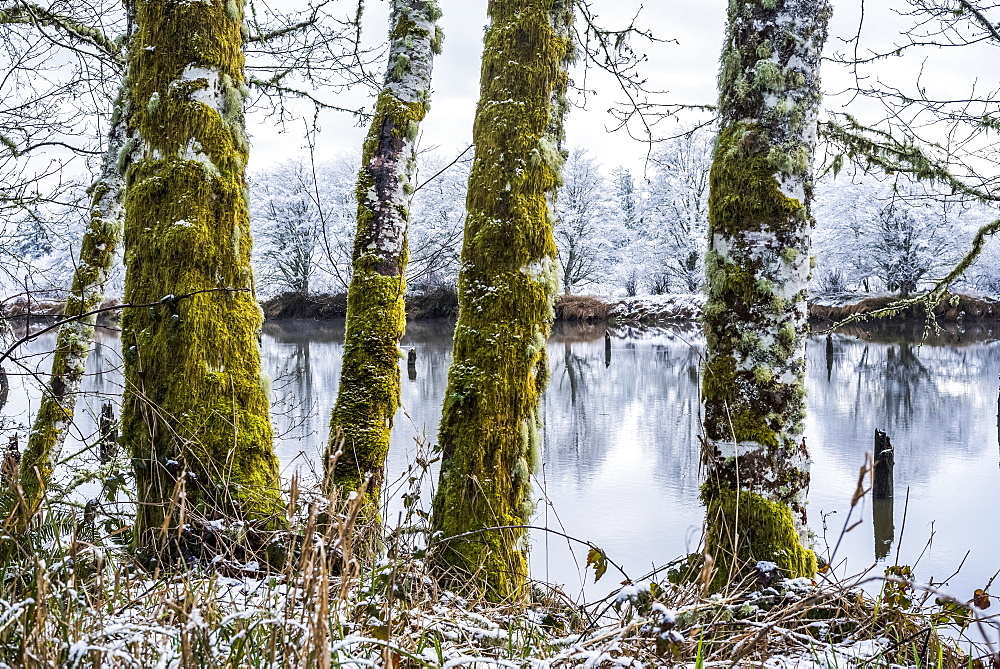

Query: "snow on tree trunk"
left=429, top=0, right=573, bottom=603
left=11, top=85, right=133, bottom=530
left=701, top=0, right=831, bottom=586
left=325, top=0, right=442, bottom=518
left=122, top=0, right=282, bottom=553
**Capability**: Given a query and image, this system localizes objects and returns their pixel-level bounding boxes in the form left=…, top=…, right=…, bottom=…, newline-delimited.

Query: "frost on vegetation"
left=519, top=256, right=556, bottom=286
left=0, top=558, right=988, bottom=668
left=609, top=294, right=705, bottom=323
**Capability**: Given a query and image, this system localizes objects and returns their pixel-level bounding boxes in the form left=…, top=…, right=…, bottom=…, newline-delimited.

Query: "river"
left=6, top=318, right=999, bottom=604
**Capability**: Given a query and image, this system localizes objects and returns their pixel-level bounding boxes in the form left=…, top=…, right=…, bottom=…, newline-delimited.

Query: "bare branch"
left=0, top=2, right=121, bottom=61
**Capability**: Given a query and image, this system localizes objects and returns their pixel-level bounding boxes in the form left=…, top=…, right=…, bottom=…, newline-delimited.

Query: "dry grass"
left=810, top=292, right=1000, bottom=325
left=554, top=295, right=614, bottom=322
left=0, top=434, right=996, bottom=666
left=260, top=292, right=349, bottom=320
left=1, top=470, right=997, bottom=667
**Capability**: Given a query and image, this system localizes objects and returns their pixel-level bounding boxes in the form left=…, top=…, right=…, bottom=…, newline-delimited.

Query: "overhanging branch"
left=0, top=2, right=122, bottom=61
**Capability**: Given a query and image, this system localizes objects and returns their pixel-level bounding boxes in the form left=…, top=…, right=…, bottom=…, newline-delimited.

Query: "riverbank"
left=810, top=292, right=1000, bottom=324
left=257, top=291, right=708, bottom=324
left=6, top=290, right=1000, bottom=328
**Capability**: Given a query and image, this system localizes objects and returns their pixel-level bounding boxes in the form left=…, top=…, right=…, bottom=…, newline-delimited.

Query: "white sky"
left=248, top=0, right=999, bottom=178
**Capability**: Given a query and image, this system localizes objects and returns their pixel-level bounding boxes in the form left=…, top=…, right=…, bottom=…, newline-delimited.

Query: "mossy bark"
left=325, top=0, right=442, bottom=515
left=9, top=85, right=133, bottom=531
left=701, top=0, right=831, bottom=586
left=428, top=0, right=574, bottom=603
left=122, top=0, right=282, bottom=553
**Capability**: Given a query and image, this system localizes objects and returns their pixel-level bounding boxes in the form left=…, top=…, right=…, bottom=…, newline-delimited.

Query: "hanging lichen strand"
left=11, top=86, right=133, bottom=531
left=429, top=0, right=573, bottom=603
left=122, top=0, right=282, bottom=552
left=701, top=0, right=831, bottom=586
left=325, top=0, right=443, bottom=512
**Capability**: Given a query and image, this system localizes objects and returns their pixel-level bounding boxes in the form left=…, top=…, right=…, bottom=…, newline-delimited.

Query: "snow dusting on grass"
left=609, top=293, right=706, bottom=323
left=0, top=532, right=993, bottom=667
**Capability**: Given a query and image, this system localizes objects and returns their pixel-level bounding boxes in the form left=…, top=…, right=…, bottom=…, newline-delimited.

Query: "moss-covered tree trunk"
left=428, top=0, right=573, bottom=603
left=122, top=0, right=282, bottom=553
left=325, top=0, right=442, bottom=512
left=701, top=0, right=831, bottom=587
left=10, top=87, right=133, bottom=530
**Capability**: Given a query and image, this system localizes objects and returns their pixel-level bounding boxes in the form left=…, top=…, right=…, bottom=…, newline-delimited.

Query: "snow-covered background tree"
left=642, top=125, right=713, bottom=294
left=251, top=158, right=326, bottom=296
left=554, top=148, right=617, bottom=294
left=551, top=130, right=712, bottom=298
left=811, top=172, right=994, bottom=297
left=408, top=151, right=469, bottom=291
left=249, top=151, right=469, bottom=299
left=0, top=189, right=103, bottom=302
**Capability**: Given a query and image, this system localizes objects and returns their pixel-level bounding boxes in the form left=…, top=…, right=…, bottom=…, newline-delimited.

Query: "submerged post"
left=873, top=429, right=894, bottom=499
left=604, top=331, right=611, bottom=368
left=873, top=497, right=894, bottom=561
left=407, top=348, right=417, bottom=381
left=825, top=333, right=833, bottom=382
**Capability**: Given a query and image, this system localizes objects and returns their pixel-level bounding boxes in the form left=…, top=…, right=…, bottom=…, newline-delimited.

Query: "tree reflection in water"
left=8, top=320, right=1000, bottom=599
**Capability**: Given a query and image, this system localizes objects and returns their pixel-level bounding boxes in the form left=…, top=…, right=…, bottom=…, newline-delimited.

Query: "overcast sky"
left=248, top=0, right=998, bottom=178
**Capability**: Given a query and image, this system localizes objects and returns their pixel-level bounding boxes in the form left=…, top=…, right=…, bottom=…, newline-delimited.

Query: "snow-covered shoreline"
left=7, top=291, right=1000, bottom=328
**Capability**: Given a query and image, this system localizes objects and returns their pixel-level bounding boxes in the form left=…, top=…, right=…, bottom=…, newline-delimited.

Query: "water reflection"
left=873, top=497, right=894, bottom=561
left=825, top=333, right=833, bottom=382
left=807, top=326, right=1000, bottom=606
left=6, top=319, right=1000, bottom=602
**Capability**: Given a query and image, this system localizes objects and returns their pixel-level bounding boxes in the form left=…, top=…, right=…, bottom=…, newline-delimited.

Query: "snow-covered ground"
left=608, top=293, right=706, bottom=323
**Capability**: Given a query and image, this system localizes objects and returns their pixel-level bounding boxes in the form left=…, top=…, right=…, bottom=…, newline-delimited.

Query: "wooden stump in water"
left=99, top=402, right=119, bottom=463
left=873, top=429, right=895, bottom=560
left=604, top=331, right=611, bottom=368
left=874, top=429, right=894, bottom=499
left=407, top=348, right=417, bottom=381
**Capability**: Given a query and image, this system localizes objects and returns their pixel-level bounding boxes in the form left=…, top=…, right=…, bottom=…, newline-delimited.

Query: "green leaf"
left=587, top=547, right=608, bottom=582
left=933, top=598, right=971, bottom=629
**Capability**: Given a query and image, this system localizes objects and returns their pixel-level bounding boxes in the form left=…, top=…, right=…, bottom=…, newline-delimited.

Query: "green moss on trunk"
left=701, top=0, right=831, bottom=586
left=122, top=0, right=282, bottom=553
left=702, top=483, right=817, bottom=590
left=326, top=1, right=442, bottom=522
left=429, top=0, right=574, bottom=603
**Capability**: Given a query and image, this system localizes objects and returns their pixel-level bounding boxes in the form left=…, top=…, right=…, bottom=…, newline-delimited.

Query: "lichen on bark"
left=325, top=0, right=442, bottom=522
left=121, top=0, right=282, bottom=553
left=701, top=0, right=831, bottom=586
left=428, top=0, right=574, bottom=603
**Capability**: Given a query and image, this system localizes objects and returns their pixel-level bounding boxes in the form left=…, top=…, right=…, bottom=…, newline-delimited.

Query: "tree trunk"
left=9, top=85, right=132, bottom=531
left=15, top=94, right=127, bottom=511
left=325, top=0, right=443, bottom=515
left=122, top=0, right=282, bottom=554
left=701, top=0, right=831, bottom=587
left=429, top=0, right=574, bottom=602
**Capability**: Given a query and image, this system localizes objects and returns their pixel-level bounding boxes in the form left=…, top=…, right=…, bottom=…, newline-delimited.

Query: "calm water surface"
left=7, top=319, right=1000, bottom=602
